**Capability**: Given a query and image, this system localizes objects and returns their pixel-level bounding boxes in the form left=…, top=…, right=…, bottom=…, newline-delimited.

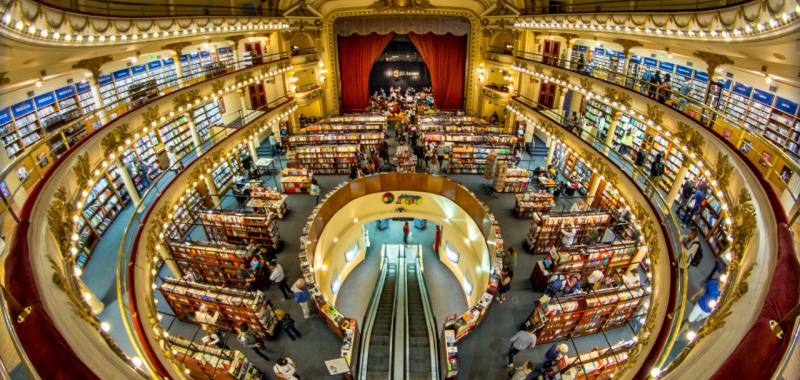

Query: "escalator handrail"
left=411, top=245, right=440, bottom=379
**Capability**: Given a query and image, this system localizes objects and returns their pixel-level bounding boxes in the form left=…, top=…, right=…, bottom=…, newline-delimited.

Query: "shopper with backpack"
left=682, top=227, right=702, bottom=267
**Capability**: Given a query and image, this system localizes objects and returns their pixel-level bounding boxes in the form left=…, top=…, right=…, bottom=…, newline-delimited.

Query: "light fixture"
left=665, top=47, right=672, bottom=59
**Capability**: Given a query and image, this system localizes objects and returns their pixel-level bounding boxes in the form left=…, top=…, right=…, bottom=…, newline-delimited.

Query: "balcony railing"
left=36, top=0, right=281, bottom=17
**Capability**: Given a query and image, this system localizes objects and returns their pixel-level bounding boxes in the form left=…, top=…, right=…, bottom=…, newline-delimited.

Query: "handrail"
left=0, top=286, right=40, bottom=380
left=512, top=50, right=800, bottom=185
left=772, top=313, right=800, bottom=380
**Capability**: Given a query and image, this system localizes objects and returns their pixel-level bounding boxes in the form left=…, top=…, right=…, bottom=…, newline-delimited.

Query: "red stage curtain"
left=338, top=33, right=394, bottom=112
left=409, top=32, right=467, bottom=110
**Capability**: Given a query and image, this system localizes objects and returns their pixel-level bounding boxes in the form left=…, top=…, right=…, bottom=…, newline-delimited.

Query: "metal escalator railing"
left=359, top=245, right=399, bottom=380
left=405, top=248, right=438, bottom=380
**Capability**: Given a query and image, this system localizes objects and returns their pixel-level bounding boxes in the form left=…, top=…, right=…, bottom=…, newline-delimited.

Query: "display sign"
left=658, top=61, right=675, bottom=72
left=189, top=52, right=199, bottom=59
left=774, top=97, right=799, bottom=115
left=11, top=99, right=35, bottom=118
left=147, top=60, right=162, bottom=69
left=76, top=81, right=92, bottom=93
left=163, top=57, right=175, bottom=65
left=55, top=85, right=76, bottom=100
left=643, top=57, right=657, bottom=67
left=179, top=55, right=189, bottom=62
left=693, top=71, right=709, bottom=83
left=594, top=47, right=605, bottom=55
left=676, top=65, right=693, bottom=77
left=113, top=68, right=131, bottom=80
left=630, top=55, right=641, bottom=63
left=98, top=74, right=113, bottom=85
left=131, top=64, right=147, bottom=74
left=34, top=92, right=56, bottom=108
left=732, top=82, right=753, bottom=97
left=381, top=192, right=422, bottom=205
left=200, top=51, right=210, bottom=57
left=0, top=108, right=11, bottom=125
left=751, top=89, right=775, bottom=106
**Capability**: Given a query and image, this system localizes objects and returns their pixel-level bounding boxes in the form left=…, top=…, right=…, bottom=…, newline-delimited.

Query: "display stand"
left=167, top=335, right=265, bottom=380
left=393, top=145, right=417, bottom=173
left=166, top=240, right=256, bottom=289
left=493, top=167, right=530, bottom=192
left=514, top=193, right=555, bottom=218
left=247, top=187, right=288, bottom=218
left=525, top=211, right=612, bottom=254
left=280, top=168, right=312, bottom=193
left=524, top=285, right=646, bottom=343
left=529, top=241, right=638, bottom=290
left=159, top=278, right=278, bottom=338
left=196, top=209, right=280, bottom=250
left=560, top=340, right=634, bottom=380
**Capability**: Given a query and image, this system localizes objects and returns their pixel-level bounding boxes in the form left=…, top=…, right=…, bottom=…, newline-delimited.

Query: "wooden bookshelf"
left=493, top=168, right=530, bottom=192
left=167, top=240, right=256, bottom=289
left=160, top=278, right=278, bottom=338
left=529, top=241, right=638, bottom=290
left=246, top=187, right=288, bottom=218
left=514, top=193, right=555, bottom=218
left=560, top=340, right=634, bottom=380
left=448, top=145, right=512, bottom=174
left=167, top=335, right=265, bottom=380
left=280, top=168, right=312, bottom=193
left=165, top=188, right=203, bottom=241
left=196, top=209, right=280, bottom=250
left=287, top=144, right=359, bottom=174
left=287, top=131, right=383, bottom=148
left=525, top=211, right=612, bottom=254
left=524, top=285, right=646, bottom=343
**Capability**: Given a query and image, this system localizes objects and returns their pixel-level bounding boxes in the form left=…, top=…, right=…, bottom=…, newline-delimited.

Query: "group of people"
left=370, top=86, right=435, bottom=117
left=507, top=329, right=571, bottom=380
left=641, top=70, right=673, bottom=103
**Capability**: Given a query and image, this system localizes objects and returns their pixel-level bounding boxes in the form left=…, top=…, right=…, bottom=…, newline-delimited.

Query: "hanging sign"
left=751, top=89, right=774, bottom=106
left=382, top=192, right=422, bottom=206
left=55, top=85, right=76, bottom=100
left=732, top=82, right=753, bottom=97
left=76, top=81, right=92, bottom=93
left=774, top=97, right=798, bottom=115
left=0, top=108, right=11, bottom=125
left=11, top=99, right=34, bottom=118
left=34, top=92, right=56, bottom=108
left=148, top=60, right=162, bottom=70
left=675, top=65, right=693, bottom=77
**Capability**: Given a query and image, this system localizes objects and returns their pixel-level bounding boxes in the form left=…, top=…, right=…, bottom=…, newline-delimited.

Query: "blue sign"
left=616, top=51, right=625, bottom=59
left=676, top=65, right=693, bottom=77
left=34, top=92, right=56, bottom=108
left=717, top=78, right=731, bottom=89
left=189, top=52, right=199, bottom=59
left=147, top=60, right=162, bottom=69
left=575, top=45, right=587, bottom=52
left=218, top=47, right=230, bottom=54
left=643, top=57, right=657, bottom=67
left=594, top=47, right=605, bottom=55
left=113, top=69, right=130, bottom=80
left=693, top=71, right=709, bottom=83
left=179, top=55, right=188, bottom=62
left=774, top=97, right=799, bottom=116
left=76, top=81, right=92, bottom=93
left=658, top=61, right=675, bottom=72
left=630, top=55, right=641, bottom=63
left=131, top=64, right=147, bottom=74
left=0, top=108, right=11, bottom=125
left=751, top=89, right=774, bottom=106
left=606, top=50, right=616, bottom=57
left=55, top=85, right=76, bottom=100
left=732, top=82, right=753, bottom=97
left=200, top=51, right=210, bottom=58
left=163, top=58, right=175, bottom=65
left=98, top=74, right=113, bottom=86
left=11, top=99, right=35, bottom=118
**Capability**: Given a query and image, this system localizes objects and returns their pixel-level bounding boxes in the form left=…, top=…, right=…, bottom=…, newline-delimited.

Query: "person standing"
left=309, top=178, right=321, bottom=204
left=273, top=357, right=299, bottom=380
left=682, top=277, right=720, bottom=328
left=268, top=260, right=292, bottom=300
left=402, top=221, right=411, bottom=244
left=268, top=132, right=278, bottom=156
left=678, top=178, right=696, bottom=217
left=619, top=130, right=634, bottom=157
left=497, top=272, right=511, bottom=303
left=541, top=343, right=569, bottom=370
left=275, top=309, right=302, bottom=340
left=584, top=270, right=605, bottom=292
left=429, top=155, right=439, bottom=175
left=503, top=247, right=518, bottom=279
left=201, top=324, right=229, bottom=349
left=135, top=158, right=151, bottom=190
left=682, top=184, right=707, bottom=227
left=646, top=152, right=665, bottom=196
left=658, top=74, right=672, bottom=103
left=291, top=279, right=312, bottom=319
left=509, top=362, right=534, bottom=380
left=508, top=329, right=538, bottom=367
left=236, top=323, right=270, bottom=362
left=681, top=227, right=702, bottom=266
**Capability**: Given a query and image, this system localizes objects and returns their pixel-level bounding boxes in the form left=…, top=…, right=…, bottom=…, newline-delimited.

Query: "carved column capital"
left=558, top=33, right=579, bottom=45
left=161, top=41, right=192, bottom=57
left=72, top=55, right=113, bottom=83
left=693, top=51, right=734, bottom=81
left=612, top=38, right=643, bottom=56
left=225, top=34, right=247, bottom=46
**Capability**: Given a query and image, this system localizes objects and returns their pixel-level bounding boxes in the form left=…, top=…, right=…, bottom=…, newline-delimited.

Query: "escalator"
left=358, top=244, right=438, bottom=380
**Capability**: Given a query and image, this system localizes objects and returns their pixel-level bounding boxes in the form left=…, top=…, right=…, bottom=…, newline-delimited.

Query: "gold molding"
left=72, top=55, right=113, bottom=82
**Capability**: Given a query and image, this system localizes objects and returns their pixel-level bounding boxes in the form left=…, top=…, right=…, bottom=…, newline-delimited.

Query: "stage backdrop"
left=338, top=33, right=395, bottom=111
left=368, top=39, right=431, bottom=96
left=408, top=32, right=466, bottom=110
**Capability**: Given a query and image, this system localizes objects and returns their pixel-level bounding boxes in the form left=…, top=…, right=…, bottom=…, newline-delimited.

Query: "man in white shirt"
left=269, top=260, right=292, bottom=300
left=273, top=357, right=298, bottom=380
left=508, top=329, right=537, bottom=367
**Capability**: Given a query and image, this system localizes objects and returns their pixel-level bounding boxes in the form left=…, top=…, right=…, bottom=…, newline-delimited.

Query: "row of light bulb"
left=511, top=64, right=733, bottom=230
left=69, top=65, right=293, bottom=261
left=514, top=5, right=800, bottom=41
left=0, top=12, right=289, bottom=45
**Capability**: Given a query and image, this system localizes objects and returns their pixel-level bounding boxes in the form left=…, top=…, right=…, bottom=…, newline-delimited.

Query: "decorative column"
left=226, top=35, right=246, bottom=70
left=559, top=33, right=579, bottom=69
left=545, top=139, right=558, bottom=167
left=162, top=42, right=192, bottom=86
left=72, top=56, right=112, bottom=125
left=693, top=51, right=735, bottom=104
left=586, top=174, right=602, bottom=202
left=115, top=160, right=142, bottom=205
left=153, top=244, right=181, bottom=278
left=665, top=163, right=690, bottom=213
left=204, top=176, right=221, bottom=207
left=89, top=80, right=109, bottom=125
left=603, top=111, right=623, bottom=154
left=238, top=89, right=249, bottom=119
left=613, top=39, right=643, bottom=85
left=185, top=113, right=204, bottom=154
left=248, top=139, right=259, bottom=162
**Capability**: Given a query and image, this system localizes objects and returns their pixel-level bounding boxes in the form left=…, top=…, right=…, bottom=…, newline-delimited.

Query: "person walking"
left=678, top=178, right=696, bottom=217
left=681, top=227, right=702, bottom=267
left=275, top=309, right=302, bottom=340
left=201, top=324, right=229, bottom=349
left=646, top=152, right=665, bottom=196
left=268, top=260, right=292, bottom=300
left=291, top=279, right=312, bottom=319
left=682, top=184, right=707, bottom=227
left=402, top=221, right=411, bottom=244
left=135, top=158, right=151, bottom=190
left=503, top=247, right=518, bottom=279
left=236, top=323, right=270, bottom=362
left=429, top=155, right=439, bottom=175
left=268, top=132, right=278, bottom=156
left=508, top=329, right=538, bottom=367
left=309, top=178, right=321, bottom=204
left=273, top=357, right=299, bottom=380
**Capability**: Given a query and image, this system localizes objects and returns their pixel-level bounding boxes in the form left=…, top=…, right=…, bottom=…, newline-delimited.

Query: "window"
left=331, top=276, right=341, bottom=295
left=445, top=242, right=460, bottom=263
left=344, top=242, right=359, bottom=263
left=463, top=278, right=473, bottom=296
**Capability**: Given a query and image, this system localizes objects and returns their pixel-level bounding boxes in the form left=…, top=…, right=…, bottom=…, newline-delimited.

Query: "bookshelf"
left=560, top=153, right=592, bottom=194
left=448, top=145, right=512, bottom=174
left=197, top=209, right=280, bottom=249
left=524, top=285, right=646, bottom=343
left=493, top=168, right=530, bottom=193
left=592, top=181, right=622, bottom=213
left=192, top=100, right=224, bottom=142
left=246, top=187, right=288, bottom=218
left=165, top=188, right=203, bottom=240
left=514, top=193, right=555, bottom=218
left=561, top=340, right=634, bottom=380
left=525, top=211, right=612, bottom=254
left=287, top=132, right=383, bottom=147
left=167, top=335, right=265, bottom=380
left=160, top=278, right=278, bottom=338
left=280, top=168, right=312, bottom=193
left=167, top=240, right=257, bottom=289
left=392, top=145, right=417, bottom=173
left=538, top=240, right=638, bottom=278
left=159, top=114, right=195, bottom=159
left=288, top=144, right=359, bottom=174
